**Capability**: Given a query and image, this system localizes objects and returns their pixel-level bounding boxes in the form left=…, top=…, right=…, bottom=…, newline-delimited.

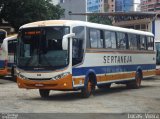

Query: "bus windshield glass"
left=0, top=30, right=6, bottom=44
left=156, top=42, right=160, bottom=65
left=17, top=27, right=70, bottom=70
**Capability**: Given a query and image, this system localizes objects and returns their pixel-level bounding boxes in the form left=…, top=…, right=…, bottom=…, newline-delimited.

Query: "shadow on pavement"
left=143, top=76, right=160, bottom=81
left=28, top=84, right=154, bottom=101
left=0, top=76, right=16, bottom=84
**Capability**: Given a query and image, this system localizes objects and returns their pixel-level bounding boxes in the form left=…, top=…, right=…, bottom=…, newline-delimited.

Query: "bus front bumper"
left=0, top=68, right=8, bottom=77
left=16, top=74, right=73, bottom=90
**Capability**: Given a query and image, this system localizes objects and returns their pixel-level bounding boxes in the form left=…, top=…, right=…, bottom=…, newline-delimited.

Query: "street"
left=0, top=76, right=160, bottom=113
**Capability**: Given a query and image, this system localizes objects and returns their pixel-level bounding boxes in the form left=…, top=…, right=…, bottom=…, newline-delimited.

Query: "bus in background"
left=0, top=47, right=7, bottom=77
left=0, top=29, right=7, bottom=46
left=155, top=40, right=160, bottom=75
left=0, top=35, right=17, bottom=77
left=16, top=20, right=156, bottom=98
left=0, top=29, right=7, bottom=76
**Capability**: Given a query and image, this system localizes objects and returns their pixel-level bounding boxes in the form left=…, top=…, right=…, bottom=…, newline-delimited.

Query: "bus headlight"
left=17, top=73, right=28, bottom=80
left=51, top=72, right=70, bottom=80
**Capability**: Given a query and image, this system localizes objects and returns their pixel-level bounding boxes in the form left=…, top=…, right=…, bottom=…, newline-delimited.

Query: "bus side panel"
left=0, top=60, right=8, bottom=76
left=72, top=51, right=156, bottom=88
left=0, top=49, right=8, bottom=76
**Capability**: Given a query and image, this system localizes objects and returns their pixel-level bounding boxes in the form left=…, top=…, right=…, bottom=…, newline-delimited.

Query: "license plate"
left=35, top=84, right=44, bottom=87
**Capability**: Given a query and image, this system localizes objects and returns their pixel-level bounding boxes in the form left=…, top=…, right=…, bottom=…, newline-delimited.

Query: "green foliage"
left=0, top=0, right=64, bottom=32
left=88, top=15, right=112, bottom=25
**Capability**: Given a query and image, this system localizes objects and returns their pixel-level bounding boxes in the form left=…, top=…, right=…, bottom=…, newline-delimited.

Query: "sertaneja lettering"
left=103, top=56, right=132, bottom=64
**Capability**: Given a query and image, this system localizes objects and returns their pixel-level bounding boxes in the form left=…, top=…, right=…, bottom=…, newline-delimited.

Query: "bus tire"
left=81, top=77, right=95, bottom=98
left=11, top=66, right=16, bottom=81
left=126, top=72, right=142, bottom=89
left=39, top=89, right=50, bottom=98
left=97, top=83, right=111, bottom=89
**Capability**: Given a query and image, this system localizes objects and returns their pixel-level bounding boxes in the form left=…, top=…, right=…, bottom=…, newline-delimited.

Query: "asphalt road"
left=0, top=76, right=160, bottom=117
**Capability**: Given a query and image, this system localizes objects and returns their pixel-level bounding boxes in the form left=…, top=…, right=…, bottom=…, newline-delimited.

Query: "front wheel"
left=81, top=79, right=95, bottom=98
left=39, top=89, right=50, bottom=98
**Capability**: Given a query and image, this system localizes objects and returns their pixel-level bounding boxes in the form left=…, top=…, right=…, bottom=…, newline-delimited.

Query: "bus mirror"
left=62, top=33, right=75, bottom=50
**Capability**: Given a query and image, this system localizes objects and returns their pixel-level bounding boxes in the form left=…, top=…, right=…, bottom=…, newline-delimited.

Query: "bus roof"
left=3, top=35, right=17, bottom=42
left=0, top=29, right=7, bottom=32
left=1, top=35, right=17, bottom=51
left=20, top=20, right=154, bottom=37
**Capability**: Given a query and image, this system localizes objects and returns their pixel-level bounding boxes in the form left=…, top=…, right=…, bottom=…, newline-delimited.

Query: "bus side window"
left=104, top=31, right=116, bottom=49
left=147, top=36, right=154, bottom=51
left=72, top=26, right=84, bottom=66
left=8, top=39, right=17, bottom=54
left=89, top=29, right=103, bottom=48
left=140, top=35, right=147, bottom=50
left=117, top=32, right=127, bottom=50
left=128, top=34, right=138, bottom=50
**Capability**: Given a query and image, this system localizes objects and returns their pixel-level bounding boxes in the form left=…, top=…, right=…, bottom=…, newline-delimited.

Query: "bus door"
left=8, top=39, right=17, bottom=69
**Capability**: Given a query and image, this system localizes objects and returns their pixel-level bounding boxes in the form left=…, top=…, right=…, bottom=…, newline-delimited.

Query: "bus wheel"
left=81, top=79, right=95, bottom=98
left=127, top=72, right=142, bottom=89
left=39, top=89, right=50, bottom=98
left=11, top=66, right=16, bottom=81
left=97, top=84, right=111, bottom=89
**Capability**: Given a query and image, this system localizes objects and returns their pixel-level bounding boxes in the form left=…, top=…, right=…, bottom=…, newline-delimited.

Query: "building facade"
left=141, top=0, right=160, bottom=12
left=87, top=0, right=115, bottom=13
left=59, top=0, right=87, bottom=21
left=115, top=0, right=134, bottom=12
left=87, top=0, right=101, bottom=12
left=104, top=0, right=115, bottom=12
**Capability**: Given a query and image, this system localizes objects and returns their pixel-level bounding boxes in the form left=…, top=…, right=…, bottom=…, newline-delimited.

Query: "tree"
left=88, top=14, right=112, bottom=25
left=0, top=0, right=64, bottom=32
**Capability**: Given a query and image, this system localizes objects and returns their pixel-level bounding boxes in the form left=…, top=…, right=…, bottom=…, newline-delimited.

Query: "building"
left=115, top=0, right=134, bottom=12
left=87, top=0, right=115, bottom=13
left=87, top=0, right=101, bottom=12
left=59, top=0, right=87, bottom=21
left=104, top=0, right=115, bottom=12
left=141, top=0, right=160, bottom=12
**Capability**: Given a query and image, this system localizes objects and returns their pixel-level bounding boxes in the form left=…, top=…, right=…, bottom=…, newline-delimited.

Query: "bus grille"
left=28, top=78, right=52, bottom=81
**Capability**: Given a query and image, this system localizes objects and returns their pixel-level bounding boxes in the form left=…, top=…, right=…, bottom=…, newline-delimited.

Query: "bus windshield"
left=17, top=27, right=70, bottom=70
left=156, top=42, right=160, bottom=65
left=0, top=30, right=7, bottom=45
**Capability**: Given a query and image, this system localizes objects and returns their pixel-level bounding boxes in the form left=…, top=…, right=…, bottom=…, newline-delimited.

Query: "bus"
left=155, top=40, right=160, bottom=74
left=16, top=20, right=156, bottom=98
left=0, top=29, right=7, bottom=76
left=0, top=35, right=17, bottom=77
left=0, top=29, right=7, bottom=46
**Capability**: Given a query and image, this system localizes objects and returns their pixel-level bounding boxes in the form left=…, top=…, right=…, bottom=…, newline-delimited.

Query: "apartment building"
left=141, top=0, right=160, bottom=12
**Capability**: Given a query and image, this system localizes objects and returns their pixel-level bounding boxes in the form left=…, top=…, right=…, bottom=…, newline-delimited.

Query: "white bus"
left=16, top=20, right=156, bottom=98
left=155, top=40, right=160, bottom=74
left=0, top=35, right=17, bottom=77
left=0, top=29, right=7, bottom=46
